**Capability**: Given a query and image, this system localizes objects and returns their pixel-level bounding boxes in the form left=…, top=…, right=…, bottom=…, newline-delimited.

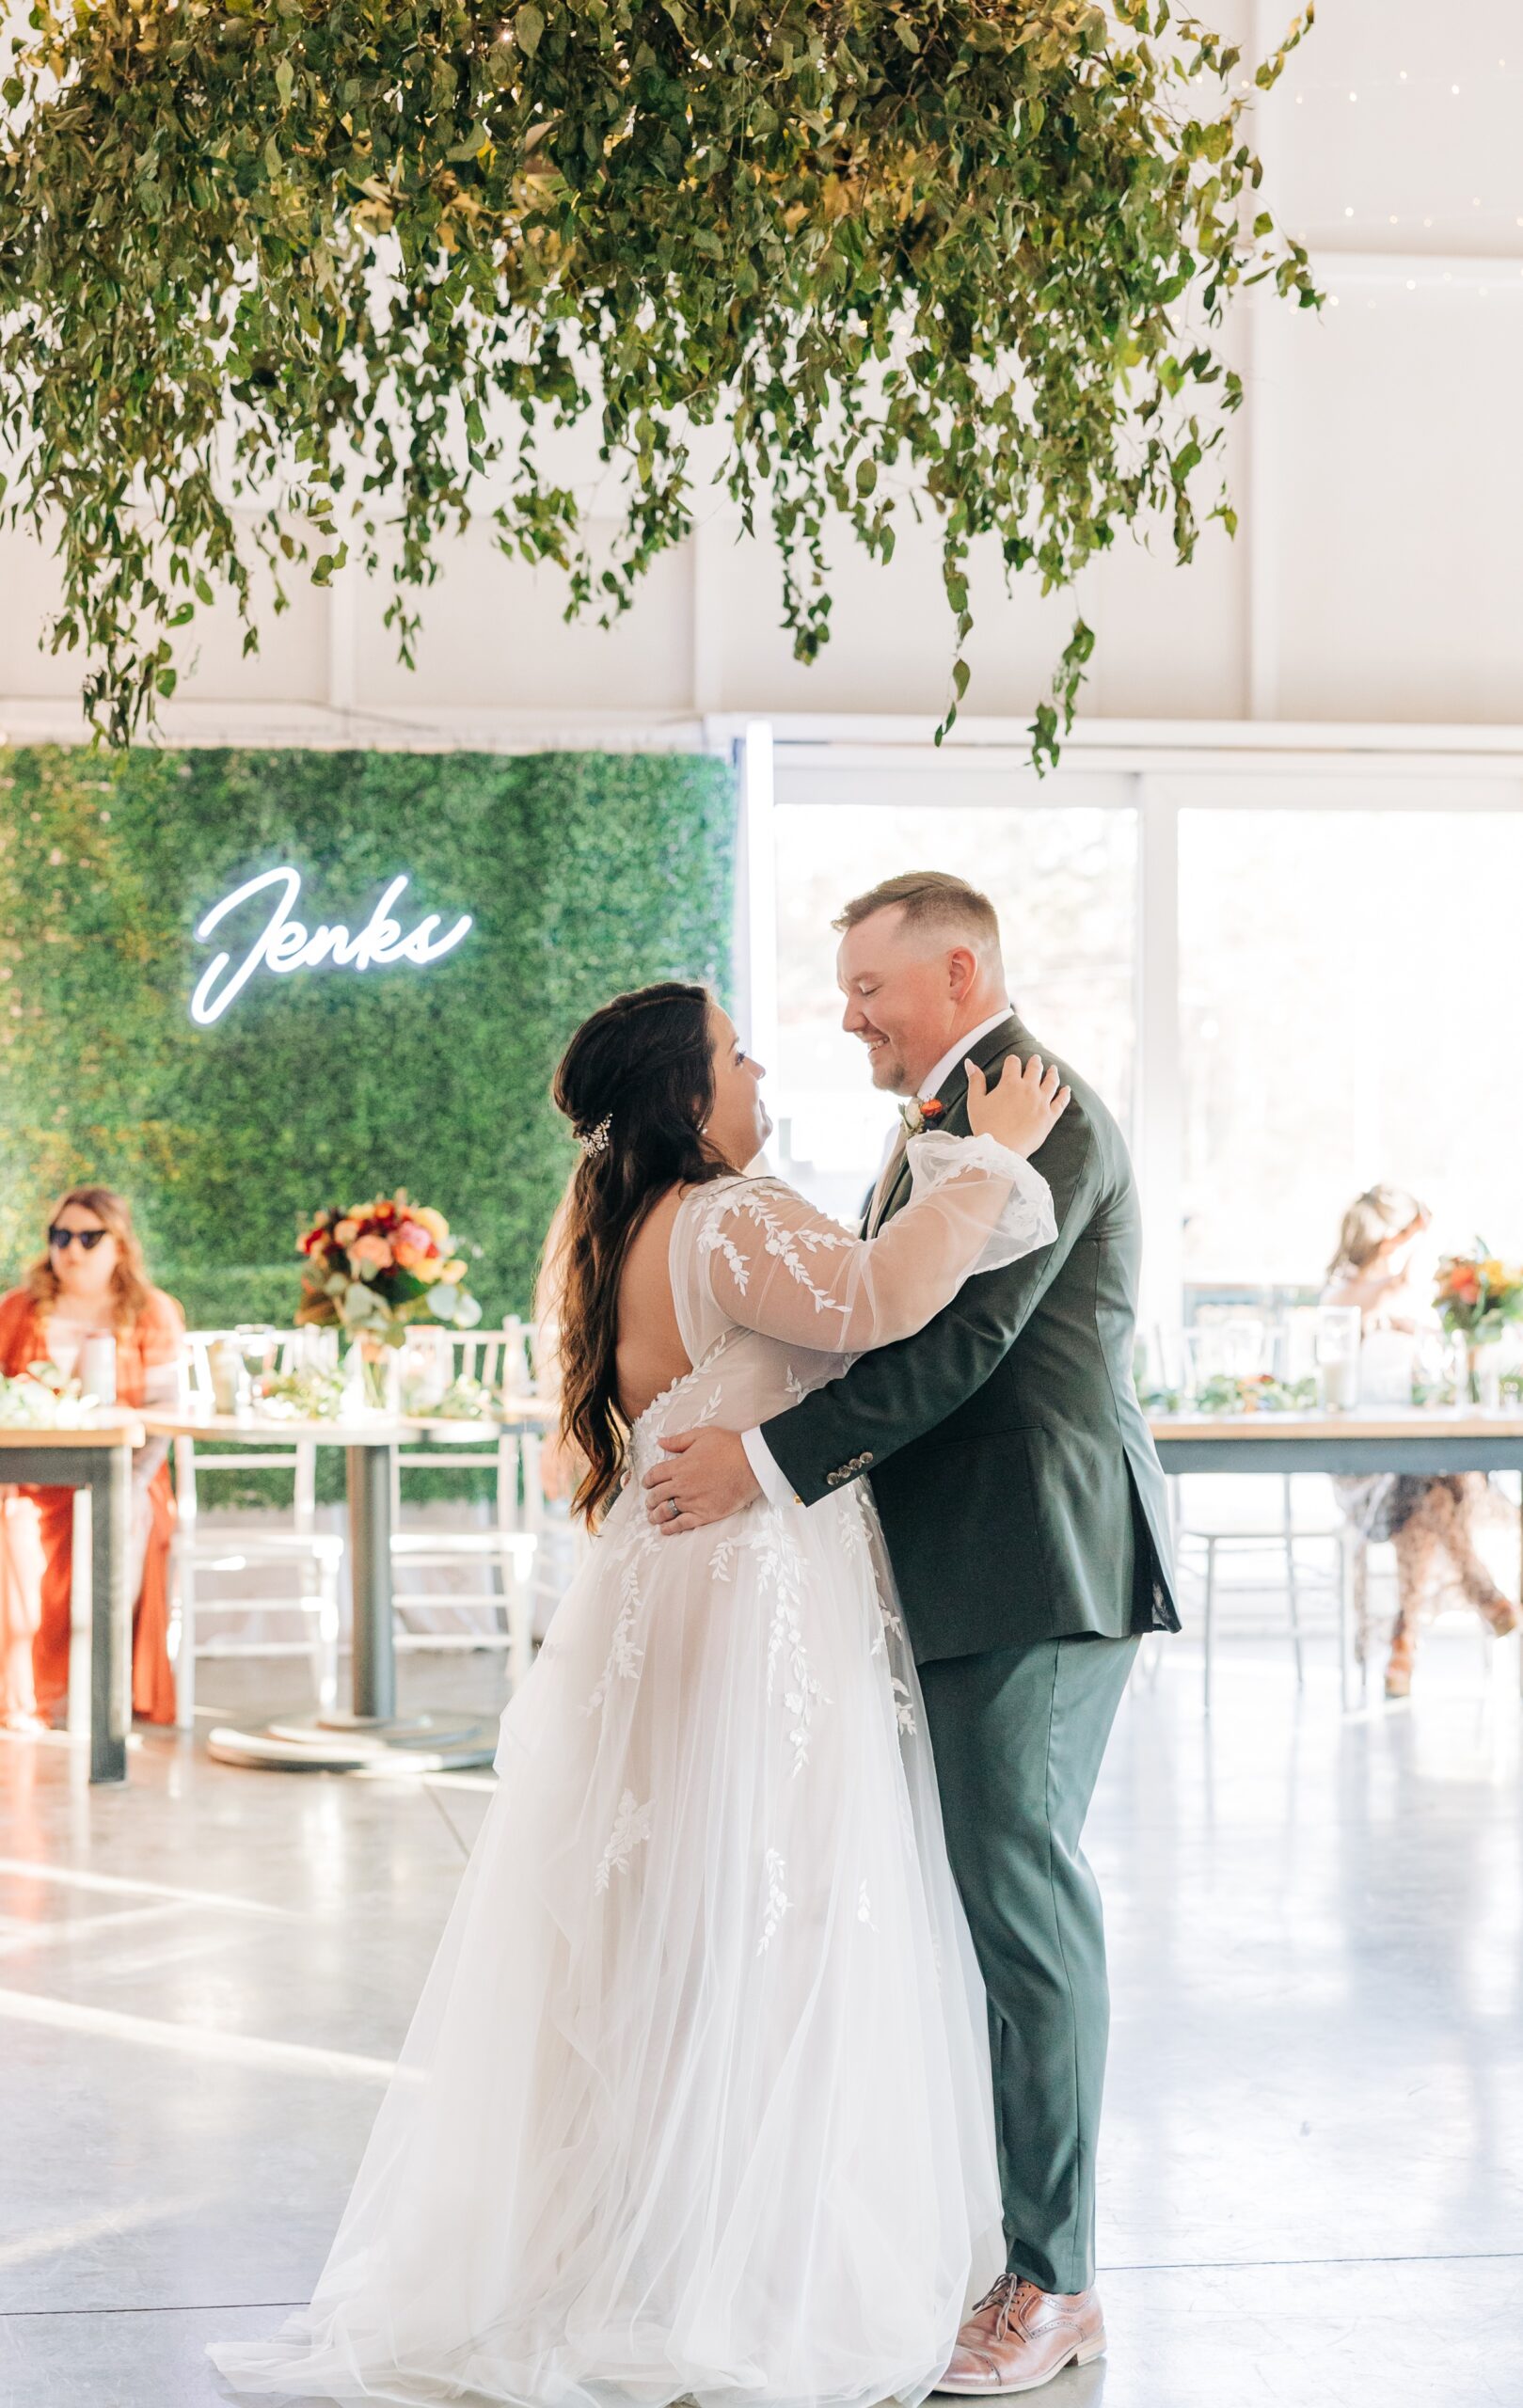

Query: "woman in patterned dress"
left=1325, top=1184, right=1518, bottom=1697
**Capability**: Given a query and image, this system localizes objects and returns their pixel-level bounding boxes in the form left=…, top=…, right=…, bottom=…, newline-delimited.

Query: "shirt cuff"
left=741, top=1425, right=798, bottom=1508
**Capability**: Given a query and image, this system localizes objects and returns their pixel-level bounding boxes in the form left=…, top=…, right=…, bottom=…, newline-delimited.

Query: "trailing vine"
left=0, top=1, right=1315, bottom=754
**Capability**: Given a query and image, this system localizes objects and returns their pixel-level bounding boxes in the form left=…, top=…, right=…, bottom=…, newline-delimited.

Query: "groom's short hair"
left=833, top=872, right=1003, bottom=965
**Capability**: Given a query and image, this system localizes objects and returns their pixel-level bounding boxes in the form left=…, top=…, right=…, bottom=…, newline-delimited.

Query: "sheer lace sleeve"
left=692, top=1134, right=1056, bottom=1355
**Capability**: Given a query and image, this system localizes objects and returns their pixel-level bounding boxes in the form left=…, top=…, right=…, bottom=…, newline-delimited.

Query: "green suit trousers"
left=918, top=1631, right=1139, bottom=2295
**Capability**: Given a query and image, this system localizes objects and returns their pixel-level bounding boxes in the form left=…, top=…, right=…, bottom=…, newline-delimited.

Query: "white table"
left=0, top=1415, right=145, bottom=1782
left=1149, top=1406, right=1523, bottom=1702
left=143, top=1405, right=546, bottom=1773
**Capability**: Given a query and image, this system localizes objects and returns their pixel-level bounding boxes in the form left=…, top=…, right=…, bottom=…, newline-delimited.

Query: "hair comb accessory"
left=577, top=1114, right=612, bottom=1158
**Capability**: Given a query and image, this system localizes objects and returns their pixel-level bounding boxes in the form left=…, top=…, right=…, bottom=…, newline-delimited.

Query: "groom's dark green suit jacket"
left=761, top=1014, right=1181, bottom=1664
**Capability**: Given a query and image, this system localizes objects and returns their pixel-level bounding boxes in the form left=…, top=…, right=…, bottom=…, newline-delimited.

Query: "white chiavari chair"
left=388, top=1325, right=542, bottom=1694
left=169, top=1330, right=342, bottom=1732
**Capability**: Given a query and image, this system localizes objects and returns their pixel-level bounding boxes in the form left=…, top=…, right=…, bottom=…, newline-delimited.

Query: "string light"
left=1278, top=70, right=1523, bottom=297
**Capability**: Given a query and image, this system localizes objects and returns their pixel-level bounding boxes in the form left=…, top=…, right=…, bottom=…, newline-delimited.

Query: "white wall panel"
left=350, top=521, right=694, bottom=714
left=0, top=515, right=331, bottom=705
left=1087, top=524, right=1247, bottom=721
left=710, top=513, right=1084, bottom=721
left=1265, top=0, right=1523, bottom=256
left=1271, top=284, right=1523, bottom=721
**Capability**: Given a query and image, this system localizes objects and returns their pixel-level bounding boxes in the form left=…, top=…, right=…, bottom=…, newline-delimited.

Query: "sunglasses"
left=48, top=1226, right=108, bottom=1252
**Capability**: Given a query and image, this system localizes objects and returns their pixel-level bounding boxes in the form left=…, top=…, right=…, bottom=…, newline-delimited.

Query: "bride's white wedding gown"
left=210, top=1133, right=1056, bottom=2408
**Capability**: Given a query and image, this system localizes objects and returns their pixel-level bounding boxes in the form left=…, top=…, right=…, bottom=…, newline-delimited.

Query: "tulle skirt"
left=209, top=1475, right=1002, bottom=2408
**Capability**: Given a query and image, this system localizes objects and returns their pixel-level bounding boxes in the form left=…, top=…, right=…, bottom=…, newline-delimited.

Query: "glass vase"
left=353, top=1339, right=399, bottom=1415
left=1468, top=1343, right=1501, bottom=1411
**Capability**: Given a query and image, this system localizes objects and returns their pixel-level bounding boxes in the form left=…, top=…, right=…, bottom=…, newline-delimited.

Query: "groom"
left=643, top=870, right=1179, bottom=2393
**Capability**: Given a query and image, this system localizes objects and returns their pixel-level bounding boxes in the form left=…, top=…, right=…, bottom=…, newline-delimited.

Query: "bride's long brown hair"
left=545, top=983, right=730, bottom=1525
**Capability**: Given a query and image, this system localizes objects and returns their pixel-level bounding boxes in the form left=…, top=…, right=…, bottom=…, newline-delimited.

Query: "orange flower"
left=392, top=1219, right=436, bottom=1272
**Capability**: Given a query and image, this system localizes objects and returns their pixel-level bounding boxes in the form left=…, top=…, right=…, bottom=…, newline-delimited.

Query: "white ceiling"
left=1, top=0, right=1516, bottom=743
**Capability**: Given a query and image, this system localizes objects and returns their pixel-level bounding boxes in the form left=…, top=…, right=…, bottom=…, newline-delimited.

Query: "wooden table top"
left=140, top=1402, right=548, bottom=1445
left=1149, top=1407, right=1523, bottom=1442
left=0, top=1414, right=146, bottom=1450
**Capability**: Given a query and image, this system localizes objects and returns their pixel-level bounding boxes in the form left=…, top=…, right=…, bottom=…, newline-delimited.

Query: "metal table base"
left=207, top=1440, right=499, bottom=1774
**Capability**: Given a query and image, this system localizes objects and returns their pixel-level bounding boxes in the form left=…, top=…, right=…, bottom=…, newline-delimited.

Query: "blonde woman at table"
left=1325, top=1183, right=1519, bottom=1699
left=0, top=1186, right=184, bottom=1729
left=210, top=980, right=1073, bottom=2408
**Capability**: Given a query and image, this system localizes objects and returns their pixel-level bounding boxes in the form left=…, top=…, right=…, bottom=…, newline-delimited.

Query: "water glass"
left=1315, top=1306, right=1362, bottom=1411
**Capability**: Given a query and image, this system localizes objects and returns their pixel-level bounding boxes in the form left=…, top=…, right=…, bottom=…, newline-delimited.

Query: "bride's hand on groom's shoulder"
left=965, top=1054, right=1071, bottom=1159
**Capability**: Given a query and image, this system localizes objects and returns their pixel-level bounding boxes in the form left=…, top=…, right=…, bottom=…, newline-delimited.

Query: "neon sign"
left=190, top=866, right=473, bottom=1026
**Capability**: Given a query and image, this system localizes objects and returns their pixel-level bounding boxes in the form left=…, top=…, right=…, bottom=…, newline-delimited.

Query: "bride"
left=210, top=980, right=1069, bottom=2408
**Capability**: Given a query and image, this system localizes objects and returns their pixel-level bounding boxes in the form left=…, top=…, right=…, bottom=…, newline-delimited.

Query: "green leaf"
left=515, top=4, right=544, bottom=57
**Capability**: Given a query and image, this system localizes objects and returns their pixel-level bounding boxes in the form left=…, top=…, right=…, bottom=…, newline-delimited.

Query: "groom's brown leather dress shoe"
left=935, top=2274, right=1105, bottom=2394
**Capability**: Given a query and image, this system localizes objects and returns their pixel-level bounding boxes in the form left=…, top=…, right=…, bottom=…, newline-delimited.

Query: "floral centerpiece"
left=0, top=1361, right=95, bottom=1428
left=1137, top=1371, right=1318, bottom=1418
left=1435, top=1246, right=1523, bottom=1403
left=295, top=1192, right=482, bottom=1410
left=398, top=1369, right=497, bottom=1426
left=255, top=1365, right=349, bottom=1422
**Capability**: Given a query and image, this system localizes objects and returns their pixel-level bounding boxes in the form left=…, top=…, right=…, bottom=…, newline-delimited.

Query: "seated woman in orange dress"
left=0, top=1187, right=185, bottom=1730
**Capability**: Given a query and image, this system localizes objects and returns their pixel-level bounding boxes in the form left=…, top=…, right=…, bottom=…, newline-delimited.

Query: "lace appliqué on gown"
left=595, top=1791, right=655, bottom=1893
left=206, top=1134, right=1055, bottom=2408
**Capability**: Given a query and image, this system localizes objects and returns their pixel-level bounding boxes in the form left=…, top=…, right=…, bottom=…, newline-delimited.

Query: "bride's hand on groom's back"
left=965, top=1054, right=1071, bottom=1158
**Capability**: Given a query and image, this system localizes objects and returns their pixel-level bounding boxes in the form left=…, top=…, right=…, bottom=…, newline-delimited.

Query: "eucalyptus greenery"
left=0, top=1, right=1314, bottom=754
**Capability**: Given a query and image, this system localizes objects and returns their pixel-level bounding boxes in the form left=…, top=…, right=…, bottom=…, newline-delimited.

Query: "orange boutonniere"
left=919, top=1099, right=945, bottom=1124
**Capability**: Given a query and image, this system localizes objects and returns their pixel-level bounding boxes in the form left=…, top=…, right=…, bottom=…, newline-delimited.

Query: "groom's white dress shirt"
left=739, top=1006, right=1014, bottom=1508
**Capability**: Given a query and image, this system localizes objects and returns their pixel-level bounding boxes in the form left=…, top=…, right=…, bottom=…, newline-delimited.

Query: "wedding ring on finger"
left=666, top=1499, right=680, bottom=1521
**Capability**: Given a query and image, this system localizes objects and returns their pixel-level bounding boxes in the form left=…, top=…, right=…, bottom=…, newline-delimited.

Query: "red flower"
left=920, top=1099, right=945, bottom=1123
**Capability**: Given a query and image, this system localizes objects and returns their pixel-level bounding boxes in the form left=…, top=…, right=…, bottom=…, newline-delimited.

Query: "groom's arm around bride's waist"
left=759, top=1090, right=1103, bottom=1510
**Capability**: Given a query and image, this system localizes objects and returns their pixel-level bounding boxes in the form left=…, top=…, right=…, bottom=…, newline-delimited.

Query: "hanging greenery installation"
left=0, top=1, right=1315, bottom=753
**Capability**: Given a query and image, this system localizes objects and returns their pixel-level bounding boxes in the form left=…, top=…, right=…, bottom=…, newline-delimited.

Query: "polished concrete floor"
left=2, top=1616, right=1520, bottom=2408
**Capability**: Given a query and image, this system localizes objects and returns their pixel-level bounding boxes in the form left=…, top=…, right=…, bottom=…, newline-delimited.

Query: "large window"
left=1179, top=804, right=1523, bottom=1293
left=754, top=746, right=1523, bottom=1322
left=770, top=787, right=1136, bottom=1219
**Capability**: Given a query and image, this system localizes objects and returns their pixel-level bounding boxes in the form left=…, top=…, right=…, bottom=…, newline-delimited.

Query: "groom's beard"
left=860, top=1035, right=914, bottom=1095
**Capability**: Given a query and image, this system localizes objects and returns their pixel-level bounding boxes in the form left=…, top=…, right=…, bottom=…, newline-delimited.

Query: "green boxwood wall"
left=0, top=746, right=737, bottom=1326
